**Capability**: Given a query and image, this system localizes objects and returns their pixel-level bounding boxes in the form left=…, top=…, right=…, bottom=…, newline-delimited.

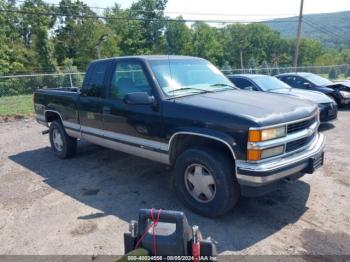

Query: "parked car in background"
left=333, top=79, right=350, bottom=88
left=228, top=74, right=338, bottom=123
left=34, top=55, right=325, bottom=217
left=276, top=72, right=350, bottom=107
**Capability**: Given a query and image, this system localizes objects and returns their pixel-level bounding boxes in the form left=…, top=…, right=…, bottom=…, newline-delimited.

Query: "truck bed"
left=34, top=87, right=80, bottom=125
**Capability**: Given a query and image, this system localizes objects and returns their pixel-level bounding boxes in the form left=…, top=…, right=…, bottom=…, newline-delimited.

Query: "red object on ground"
left=135, top=208, right=162, bottom=259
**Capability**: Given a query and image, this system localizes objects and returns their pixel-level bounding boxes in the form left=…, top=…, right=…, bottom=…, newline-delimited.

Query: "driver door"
left=102, top=59, right=164, bottom=145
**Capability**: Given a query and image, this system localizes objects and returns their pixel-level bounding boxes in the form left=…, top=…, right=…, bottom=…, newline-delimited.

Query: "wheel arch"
left=45, top=110, right=63, bottom=123
left=168, top=131, right=237, bottom=166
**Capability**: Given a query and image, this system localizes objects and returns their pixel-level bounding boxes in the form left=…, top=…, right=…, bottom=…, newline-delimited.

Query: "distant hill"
left=265, top=11, right=350, bottom=48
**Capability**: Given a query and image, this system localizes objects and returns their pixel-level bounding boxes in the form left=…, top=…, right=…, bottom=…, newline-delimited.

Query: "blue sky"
left=46, top=0, right=350, bottom=22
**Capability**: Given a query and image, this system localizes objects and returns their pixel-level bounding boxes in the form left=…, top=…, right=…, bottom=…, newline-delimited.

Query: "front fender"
left=168, top=127, right=239, bottom=161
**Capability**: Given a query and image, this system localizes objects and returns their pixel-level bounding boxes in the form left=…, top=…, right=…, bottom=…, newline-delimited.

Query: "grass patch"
left=0, top=95, right=33, bottom=117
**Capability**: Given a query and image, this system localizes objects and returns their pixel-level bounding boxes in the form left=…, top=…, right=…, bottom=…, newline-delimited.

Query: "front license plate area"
left=307, top=152, right=324, bottom=173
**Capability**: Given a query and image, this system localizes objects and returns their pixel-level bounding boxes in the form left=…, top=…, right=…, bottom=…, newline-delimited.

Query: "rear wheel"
left=49, top=120, right=77, bottom=159
left=173, top=146, right=240, bottom=217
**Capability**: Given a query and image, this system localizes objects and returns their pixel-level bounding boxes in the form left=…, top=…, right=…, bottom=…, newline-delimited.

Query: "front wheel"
left=49, top=120, right=77, bottom=159
left=173, top=146, right=240, bottom=217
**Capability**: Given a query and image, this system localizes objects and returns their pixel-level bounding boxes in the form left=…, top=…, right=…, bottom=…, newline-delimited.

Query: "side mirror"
left=124, top=92, right=155, bottom=105
left=303, top=82, right=311, bottom=88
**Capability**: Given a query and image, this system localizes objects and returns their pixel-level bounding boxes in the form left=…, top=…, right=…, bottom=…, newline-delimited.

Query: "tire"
left=173, top=146, right=240, bottom=217
left=49, top=120, right=77, bottom=159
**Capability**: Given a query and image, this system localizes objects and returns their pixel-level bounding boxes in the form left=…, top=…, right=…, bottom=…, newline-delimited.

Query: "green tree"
left=221, top=24, right=250, bottom=68
left=165, top=16, right=192, bottom=55
left=221, top=61, right=232, bottom=75
left=19, top=0, right=57, bottom=71
left=53, top=0, right=98, bottom=66
left=62, top=58, right=84, bottom=87
left=105, top=4, right=146, bottom=55
left=298, top=39, right=323, bottom=65
left=0, top=0, right=27, bottom=74
left=247, top=57, right=257, bottom=73
left=191, top=22, right=223, bottom=65
left=221, top=23, right=290, bottom=68
left=129, top=0, right=168, bottom=53
left=260, top=60, right=271, bottom=75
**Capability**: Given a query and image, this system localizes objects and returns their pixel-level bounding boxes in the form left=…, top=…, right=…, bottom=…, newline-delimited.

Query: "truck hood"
left=270, top=88, right=333, bottom=104
left=175, top=89, right=317, bottom=126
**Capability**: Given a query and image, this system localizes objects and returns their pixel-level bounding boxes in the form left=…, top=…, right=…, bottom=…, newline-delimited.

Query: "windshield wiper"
left=168, top=87, right=214, bottom=94
left=210, top=83, right=237, bottom=89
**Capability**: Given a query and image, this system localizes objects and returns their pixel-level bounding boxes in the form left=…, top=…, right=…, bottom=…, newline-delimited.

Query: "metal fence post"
left=68, top=64, right=73, bottom=88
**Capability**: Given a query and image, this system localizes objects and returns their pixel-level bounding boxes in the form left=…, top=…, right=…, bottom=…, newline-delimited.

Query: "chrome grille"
left=287, top=116, right=316, bottom=134
left=247, top=112, right=319, bottom=163
left=286, top=133, right=316, bottom=153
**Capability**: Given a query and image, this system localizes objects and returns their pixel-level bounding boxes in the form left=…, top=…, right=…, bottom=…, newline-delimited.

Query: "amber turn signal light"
left=248, top=130, right=261, bottom=142
left=247, top=149, right=261, bottom=161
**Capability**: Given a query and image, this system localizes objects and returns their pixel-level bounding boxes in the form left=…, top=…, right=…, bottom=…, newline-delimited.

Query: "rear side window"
left=84, top=62, right=108, bottom=97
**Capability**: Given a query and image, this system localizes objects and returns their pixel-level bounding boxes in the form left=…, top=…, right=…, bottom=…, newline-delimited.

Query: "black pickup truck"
left=34, top=56, right=325, bottom=217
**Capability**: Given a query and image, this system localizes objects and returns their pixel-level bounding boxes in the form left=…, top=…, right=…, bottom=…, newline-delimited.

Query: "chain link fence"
left=221, top=64, right=350, bottom=78
left=0, top=72, right=85, bottom=97
left=1, top=64, right=350, bottom=98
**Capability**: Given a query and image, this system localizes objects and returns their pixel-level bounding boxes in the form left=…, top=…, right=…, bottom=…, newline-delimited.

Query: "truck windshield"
left=251, top=75, right=291, bottom=91
left=149, top=58, right=235, bottom=96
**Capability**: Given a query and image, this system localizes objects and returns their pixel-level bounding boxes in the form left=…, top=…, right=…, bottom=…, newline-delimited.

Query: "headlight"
left=318, top=103, right=326, bottom=109
left=247, top=145, right=284, bottom=161
left=248, top=126, right=286, bottom=142
left=339, top=91, right=350, bottom=98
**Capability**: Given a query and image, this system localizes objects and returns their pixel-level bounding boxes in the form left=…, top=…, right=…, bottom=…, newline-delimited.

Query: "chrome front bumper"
left=236, top=133, right=325, bottom=187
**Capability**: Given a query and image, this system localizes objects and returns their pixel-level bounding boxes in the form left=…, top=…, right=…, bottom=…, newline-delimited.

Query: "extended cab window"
left=110, top=61, right=151, bottom=99
left=84, top=62, right=107, bottom=97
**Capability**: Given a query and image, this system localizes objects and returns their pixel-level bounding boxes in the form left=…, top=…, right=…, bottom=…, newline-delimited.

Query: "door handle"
left=103, top=106, right=111, bottom=114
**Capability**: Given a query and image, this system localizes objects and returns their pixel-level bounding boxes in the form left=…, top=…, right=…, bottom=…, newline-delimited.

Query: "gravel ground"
left=0, top=110, right=349, bottom=256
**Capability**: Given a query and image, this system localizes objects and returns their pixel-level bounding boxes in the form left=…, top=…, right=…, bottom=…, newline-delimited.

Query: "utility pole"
left=240, top=49, right=244, bottom=70
left=96, top=34, right=108, bottom=59
left=293, top=0, right=304, bottom=70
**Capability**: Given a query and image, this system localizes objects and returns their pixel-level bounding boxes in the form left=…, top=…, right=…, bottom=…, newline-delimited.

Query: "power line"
left=14, top=0, right=297, bottom=18
left=303, top=18, right=349, bottom=43
left=0, top=8, right=299, bottom=24
left=303, top=19, right=349, bottom=44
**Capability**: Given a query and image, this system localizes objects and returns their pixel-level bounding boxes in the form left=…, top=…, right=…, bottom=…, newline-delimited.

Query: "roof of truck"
left=92, top=55, right=205, bottom=63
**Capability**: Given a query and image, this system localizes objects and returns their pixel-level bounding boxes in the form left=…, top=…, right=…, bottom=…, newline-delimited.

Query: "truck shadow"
left=9, top=142, right=310, bottom=252
left=319, top=123, right=335, bottom=132
left=338, top=106, right=350, bottom=112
